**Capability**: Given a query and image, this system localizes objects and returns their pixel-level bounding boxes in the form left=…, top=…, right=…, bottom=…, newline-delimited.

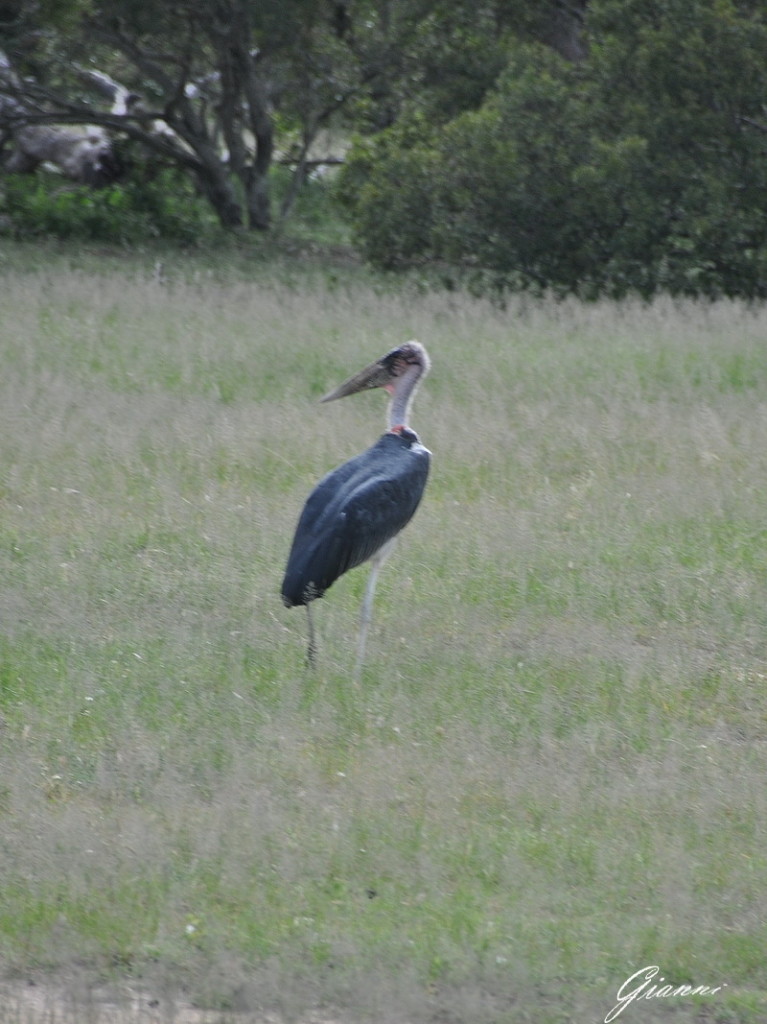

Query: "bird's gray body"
left=281, top=428, right=430, bottom=608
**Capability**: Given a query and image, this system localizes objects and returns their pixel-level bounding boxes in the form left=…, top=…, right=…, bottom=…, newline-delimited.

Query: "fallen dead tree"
left=2, top=120, right=122, bottom=186
left=0, top=53, right=123, bottom=187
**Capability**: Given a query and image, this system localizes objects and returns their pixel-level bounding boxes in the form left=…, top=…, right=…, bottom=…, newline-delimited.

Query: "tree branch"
left=739, top=115, right=767, bottom=135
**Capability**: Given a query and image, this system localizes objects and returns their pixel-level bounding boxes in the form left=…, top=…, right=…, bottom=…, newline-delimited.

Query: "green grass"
left=1, top=242, right=767, bottom=1022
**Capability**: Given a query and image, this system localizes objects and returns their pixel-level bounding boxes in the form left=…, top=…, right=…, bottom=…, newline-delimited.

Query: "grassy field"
left=1, top=240, right=767, bottom=1023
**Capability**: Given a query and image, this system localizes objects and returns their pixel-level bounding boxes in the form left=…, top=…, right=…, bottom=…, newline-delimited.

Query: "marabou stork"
left=281, top=341, right=431, bottom=672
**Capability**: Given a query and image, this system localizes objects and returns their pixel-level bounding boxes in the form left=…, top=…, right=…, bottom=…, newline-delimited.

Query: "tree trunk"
left=244, top=167, right=271, bottom=230
left=543, top=0, right=589, bottom=62
left=194, top=160, right=244, bottom=229
left=225, top=1, right=274, bottom=231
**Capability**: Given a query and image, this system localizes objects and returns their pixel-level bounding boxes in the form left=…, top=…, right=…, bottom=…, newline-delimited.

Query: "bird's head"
left=320, top=341, right=430, bottom=403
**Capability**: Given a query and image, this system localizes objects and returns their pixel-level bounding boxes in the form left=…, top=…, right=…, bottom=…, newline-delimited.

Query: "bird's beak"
left=320, top=357, right=392, bottom=403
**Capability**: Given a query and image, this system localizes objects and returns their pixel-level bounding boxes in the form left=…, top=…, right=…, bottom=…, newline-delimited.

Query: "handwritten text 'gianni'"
left=605, top=965, right=726, bottom=1022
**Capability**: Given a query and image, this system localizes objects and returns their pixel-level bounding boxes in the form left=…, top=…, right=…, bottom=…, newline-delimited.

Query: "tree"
left=3, top=0, right=404, bottom=229
left=342, top=0, right=767, bottom=298
left=585, top=0, right=767, bottom=296
left=2, top=0, right=283, bottom=229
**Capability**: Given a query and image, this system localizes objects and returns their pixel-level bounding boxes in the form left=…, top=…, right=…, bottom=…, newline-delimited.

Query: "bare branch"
left=739, top=115, right=767, bottom=135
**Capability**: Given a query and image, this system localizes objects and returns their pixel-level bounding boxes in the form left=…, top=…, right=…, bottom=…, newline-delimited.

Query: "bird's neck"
left=387, top=363, right=423, bottom=431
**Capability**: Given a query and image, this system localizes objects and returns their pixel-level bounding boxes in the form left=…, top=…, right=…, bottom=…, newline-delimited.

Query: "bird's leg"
left=355, top=566, right=378, bottom=677
left=305, top=603, right=317, bottom=668
left=354, top=538, right=397, bottom=680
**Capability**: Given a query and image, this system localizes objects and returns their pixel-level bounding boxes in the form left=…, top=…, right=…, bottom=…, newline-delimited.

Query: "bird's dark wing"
left=281, top=432, right=430, bottom=607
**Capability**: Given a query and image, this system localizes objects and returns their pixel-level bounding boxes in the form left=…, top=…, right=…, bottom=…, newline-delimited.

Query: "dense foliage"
left=1, top=169, right=214, bottom=243
left=342, top=0, right=767, bottom=298
left=2, top=0, right=766, bottom=297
